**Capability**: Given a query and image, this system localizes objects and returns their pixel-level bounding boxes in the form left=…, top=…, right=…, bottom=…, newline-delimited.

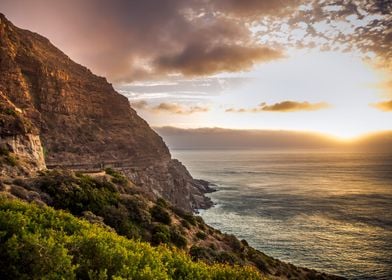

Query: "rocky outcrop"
left=0, top=13, right=209, bottom=211
left=123, top=159, right=214, bottom=211
left=0, top=92, right=46, bottom=176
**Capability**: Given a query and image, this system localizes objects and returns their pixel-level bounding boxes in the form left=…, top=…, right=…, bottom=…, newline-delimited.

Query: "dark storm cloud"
left=226, top=101, right=330, bottom=113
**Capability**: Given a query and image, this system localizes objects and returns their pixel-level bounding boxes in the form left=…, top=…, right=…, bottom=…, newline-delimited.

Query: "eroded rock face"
left=0, top=92, right=46, bottom=176
left=0, top=13, right=210, bottom=211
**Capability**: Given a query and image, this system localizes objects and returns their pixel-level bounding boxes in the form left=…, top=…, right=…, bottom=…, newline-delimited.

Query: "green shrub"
left=189, top=246, right=217, bottom=263
left=151, top=224, right=171, bottom=245
left=195, top=216, right=204, bottom=224
left=217, top=251, right=241, bottom=265
left=3, top=108, right=17, bottom=116
left=0, top=146, right=9, bottom=156
left=37, top=172, right=118, bottom=216
left=156, top=197, right=169, bottom=207
left=104, top=168, right=128, bottom=186
left=150, top=205, right=171, bottom=225
left=170, top=228, right=188, bottom=249
left=224, top=234, right=243, bottom=252
left=183, top=212, right=197, bottom=226
left=3, top=154, right=18, bottom=166
left=121, top=195, right=151, bottom=224
left=196, top=231, right=207, bottom=240
left=181, top=219, right=191, bottom=229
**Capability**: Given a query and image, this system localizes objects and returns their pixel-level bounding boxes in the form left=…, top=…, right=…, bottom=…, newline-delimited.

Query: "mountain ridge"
left=155, top=126, right=392, bottom=151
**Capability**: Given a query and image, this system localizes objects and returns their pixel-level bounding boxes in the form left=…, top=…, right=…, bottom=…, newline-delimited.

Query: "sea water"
left=172, top=150, right=392, bottom=279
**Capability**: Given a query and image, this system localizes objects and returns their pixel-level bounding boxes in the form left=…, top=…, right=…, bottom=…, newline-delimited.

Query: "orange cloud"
left=372, top=100, right=392, bottom=112
left=226, top=101, right=330, bottom=113
left=131, top=100, right=209, bottom=115
left=131, top=100, right=148, bottom=110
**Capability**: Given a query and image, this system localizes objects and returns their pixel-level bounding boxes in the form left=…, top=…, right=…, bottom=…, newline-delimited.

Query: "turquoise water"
left=172, top=150, right=392, bottom=279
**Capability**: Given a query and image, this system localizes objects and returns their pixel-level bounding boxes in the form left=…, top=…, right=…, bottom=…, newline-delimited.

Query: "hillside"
left=0, top=168, right=345, bottom=280
left=0, top=196, right=261, bottom=279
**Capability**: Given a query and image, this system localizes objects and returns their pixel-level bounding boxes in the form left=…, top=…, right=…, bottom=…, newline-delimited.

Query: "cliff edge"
left=0, top=13, right=211, bottom=211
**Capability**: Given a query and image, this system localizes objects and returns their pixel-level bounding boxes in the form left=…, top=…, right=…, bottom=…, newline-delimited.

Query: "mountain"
left=0, top=13, right=211, bottom=211
left=155, top=127, right=341, bottom=150
left=155, top=126, right=392, bottom=151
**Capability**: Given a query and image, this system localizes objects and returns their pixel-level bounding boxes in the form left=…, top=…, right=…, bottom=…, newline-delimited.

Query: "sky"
left=1, top=0, right=391, bottom=139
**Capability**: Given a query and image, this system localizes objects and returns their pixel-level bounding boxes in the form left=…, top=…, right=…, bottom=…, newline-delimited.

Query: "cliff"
left=0, top=13, right=211, bottom=211
left=0, top=91, right=45, bottom=176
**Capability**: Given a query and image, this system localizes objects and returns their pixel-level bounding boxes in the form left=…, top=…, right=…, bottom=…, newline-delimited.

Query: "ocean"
left=171, top=150, right=392, bottom=280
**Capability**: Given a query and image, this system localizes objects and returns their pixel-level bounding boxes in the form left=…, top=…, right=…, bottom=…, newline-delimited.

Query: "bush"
left=189, top=246, right=217, bottom=263
left=224, top=234, right=243, bottom=252
left=156, top=197, right=169, bottom=207
left=121, top=195, right=151, bottom=224
left=104, top=168, right=128, bottom=186
left=37, top=172, right=118, bottom=216
left=3, top=154, right=18, bottom=166
left=196, top=231, right=207, bottom=240
left=151, top=224, right=171, bottom=245
left=150, top=205, right=171, bottom=225
left=217, top=251, right=241, bottom=265
left=170, top=228, right=187, bottom=249
left=0, top=146, right=9, bottom=156
left=181, top=219, right=191, bottom=229
left=0, top=197, right=261, bottom=280
left=102, top=204, right=141, bottom=239
left=183, top=212, right=197, bottom=226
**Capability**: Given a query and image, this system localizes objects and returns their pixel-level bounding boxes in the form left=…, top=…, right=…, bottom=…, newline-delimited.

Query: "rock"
left=0, top=92, right=46, bottom=176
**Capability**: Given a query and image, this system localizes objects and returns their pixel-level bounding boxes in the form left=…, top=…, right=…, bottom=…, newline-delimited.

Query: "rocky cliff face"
left=0, top=13, right=210, bottom=211
left=0, top=91, right=46, bottom=176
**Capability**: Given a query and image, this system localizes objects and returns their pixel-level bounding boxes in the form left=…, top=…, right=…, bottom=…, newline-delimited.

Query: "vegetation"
left=0, top=146, right=18, bottom=167
left=151, top=205, right=172, bottom=225
left=2, top=170, right=305, bottom=278
left=196, top=231, right=207, bottom=240
left=104, top=168, right=128, bottom=186
left=0, top=197, right=262, bottom=279
left=38, top=171, right=119, bottom=216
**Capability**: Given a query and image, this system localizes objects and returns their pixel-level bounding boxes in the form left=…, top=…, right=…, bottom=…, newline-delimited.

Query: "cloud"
left=375, top=79, right=392, bottom=98
left=1, top=0, right=389, bottom=82
left=131, top=100, right=209, bottom=115
left=131, top=100, right=148, bottom=110
left=259, top=101, right=330, bottom=112
left=226, top=101, right=330, bottom=113
left=256, top=0, right=392, bottom=70
left=0, top=0, right=286, bottom=82
left=155, top=44, right=282, bottom=76
left=210, top=0, right=300, bottom=17
left=372, top=100, right=392, bottom=112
